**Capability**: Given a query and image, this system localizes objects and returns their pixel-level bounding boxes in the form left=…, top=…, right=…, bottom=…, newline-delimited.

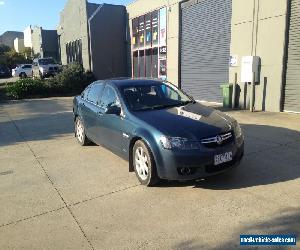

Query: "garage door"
left=284, top=0, right=300, bottom=113
left=180, top=0, right=232, bottom=102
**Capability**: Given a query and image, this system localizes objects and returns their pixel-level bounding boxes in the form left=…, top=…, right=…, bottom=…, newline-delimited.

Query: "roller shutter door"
left=180, top=0, right=232, bottom=102
left=285, top=0, right=300, bottom=112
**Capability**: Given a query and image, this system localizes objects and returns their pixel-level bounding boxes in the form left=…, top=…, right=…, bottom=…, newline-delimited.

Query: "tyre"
left=39, top=71, right=44, bottom=79
left=133, top=140, right=159, bottom=186
left=75, top=117, right=90, bottom=146
left=20, top=72, right=27, bottom=78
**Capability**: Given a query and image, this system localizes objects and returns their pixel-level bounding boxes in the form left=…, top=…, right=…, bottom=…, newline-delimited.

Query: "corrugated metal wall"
left=285, top=0, right=300, bottom=112
left=180, top=0, right=232, bottom=102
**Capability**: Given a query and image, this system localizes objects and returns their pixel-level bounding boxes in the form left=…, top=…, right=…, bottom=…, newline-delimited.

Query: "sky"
left=0, top=0, right=133, bottom=35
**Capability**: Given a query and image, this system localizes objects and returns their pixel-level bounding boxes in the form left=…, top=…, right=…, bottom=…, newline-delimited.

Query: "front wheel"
left=133, top=140, right=159, bottom=186
left=75, top=117, right=90, bottom=146
left=39, top=71, right=44, bottom=79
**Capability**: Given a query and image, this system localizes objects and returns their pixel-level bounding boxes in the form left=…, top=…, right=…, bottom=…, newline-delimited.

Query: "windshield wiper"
left=150, top=103, right=184, bottom=110
left=180, top=100, right=196, bottom=105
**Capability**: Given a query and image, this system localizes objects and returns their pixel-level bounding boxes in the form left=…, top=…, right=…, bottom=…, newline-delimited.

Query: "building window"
left=66, top=39, right=82, bottom=64
left=131, top=7, right=167, bottom=80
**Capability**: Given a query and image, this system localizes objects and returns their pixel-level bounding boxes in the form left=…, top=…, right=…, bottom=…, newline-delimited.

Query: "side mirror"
left=105, top=105, right=121, bottom=116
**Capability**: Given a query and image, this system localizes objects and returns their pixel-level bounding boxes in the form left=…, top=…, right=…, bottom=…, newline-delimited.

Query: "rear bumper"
left=155, top=139, right=244, bottom=181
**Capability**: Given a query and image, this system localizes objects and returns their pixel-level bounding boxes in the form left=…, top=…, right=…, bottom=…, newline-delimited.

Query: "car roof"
left=108, top=78, right=165, bottom=87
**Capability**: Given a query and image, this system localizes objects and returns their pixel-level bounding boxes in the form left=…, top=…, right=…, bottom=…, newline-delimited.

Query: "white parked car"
left=12, top=64, right=33, bottom=78
left=32, top=58, right=59, bottom=79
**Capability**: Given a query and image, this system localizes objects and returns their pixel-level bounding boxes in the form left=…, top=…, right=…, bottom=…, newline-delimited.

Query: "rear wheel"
left=133, top=140, right=159, bottom=186
left=19, top=72, right=27, bottom=78
left=75, top=117, right=90, bottom=146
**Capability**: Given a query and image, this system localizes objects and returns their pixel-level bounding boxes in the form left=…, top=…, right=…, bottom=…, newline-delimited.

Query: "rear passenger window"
left=87, top=82, right=105, bottom=105
left=100, top=85, right=120, bottom=109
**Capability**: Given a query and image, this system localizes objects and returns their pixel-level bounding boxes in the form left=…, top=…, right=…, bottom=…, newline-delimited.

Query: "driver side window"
left=100, top=86, right=120, bottom=109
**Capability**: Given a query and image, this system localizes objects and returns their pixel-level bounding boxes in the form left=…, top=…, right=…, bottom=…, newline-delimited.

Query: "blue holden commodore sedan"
left=73, top=79, right=244, bottom=186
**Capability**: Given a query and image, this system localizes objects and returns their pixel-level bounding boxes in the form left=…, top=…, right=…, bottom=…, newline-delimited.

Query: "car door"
left=25, top=65, right=33, bottom=76
left=22, top=65, right=32, bottom=76
left=78, top=87, right=93, bottom=139
left=86, top=81, right=104, bottom=144
left=94, top=84, right=125, bottom=154
left=79, top=83, right=105, bottom=143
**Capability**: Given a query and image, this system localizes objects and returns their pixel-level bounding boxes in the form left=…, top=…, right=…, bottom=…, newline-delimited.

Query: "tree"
left=23, top=47, right=33, bottom=59
left=0, top=44, right=10, bottom=55
left=0, top=48, right=32, bottom=68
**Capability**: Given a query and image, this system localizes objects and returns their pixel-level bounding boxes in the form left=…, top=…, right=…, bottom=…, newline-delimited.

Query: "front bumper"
left=155, top=139, right=244, bottom=181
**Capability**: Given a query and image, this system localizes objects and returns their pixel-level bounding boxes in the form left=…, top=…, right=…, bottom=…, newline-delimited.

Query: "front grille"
left=201, top=131, right=234, bottom=148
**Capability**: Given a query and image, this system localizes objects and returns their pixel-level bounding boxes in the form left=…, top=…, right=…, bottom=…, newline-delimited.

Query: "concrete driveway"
left=0, top=77, right=18, bottom=84
left=0, top=97, right=299, bottom=250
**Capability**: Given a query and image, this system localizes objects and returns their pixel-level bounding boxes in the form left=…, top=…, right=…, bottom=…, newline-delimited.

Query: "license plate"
left=214, top=152, right=233, bottom=166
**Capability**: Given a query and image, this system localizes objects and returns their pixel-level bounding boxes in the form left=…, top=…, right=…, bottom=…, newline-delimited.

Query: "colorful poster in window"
left=132, top=18, right=139, bottom=50
left=138, top=16, right=145, bottom=48
left=152, top=11, right=159, bottom=47
left=159, top=8, right=167, bottom=46
left=145, top=13, right=152, bottom=47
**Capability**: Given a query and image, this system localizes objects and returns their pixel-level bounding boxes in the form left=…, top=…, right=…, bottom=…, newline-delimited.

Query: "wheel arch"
left=128, top=131, right=160, bottom=173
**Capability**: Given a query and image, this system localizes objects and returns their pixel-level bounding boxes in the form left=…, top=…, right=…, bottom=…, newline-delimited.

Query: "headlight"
left=233, top=120, right=243, bottom=138
left=160, top=136, right=201, bottom=150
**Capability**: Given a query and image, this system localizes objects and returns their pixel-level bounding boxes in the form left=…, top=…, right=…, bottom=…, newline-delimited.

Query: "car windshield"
left=122, top=82, right=193, bottom=111
left=38, top=58, right=55, bottom=65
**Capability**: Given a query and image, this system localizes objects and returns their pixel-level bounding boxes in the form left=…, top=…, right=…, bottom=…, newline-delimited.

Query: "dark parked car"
left=73, top=79, right=244, bottom=186
left=0, top=65, right=11, bottom=78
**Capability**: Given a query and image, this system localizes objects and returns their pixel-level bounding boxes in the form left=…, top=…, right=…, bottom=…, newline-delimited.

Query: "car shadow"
left=0, top=98, right=75, bottom=146
left=157, top=124, right=300, bottom=190
left=0, top=111, right=74, bottom=146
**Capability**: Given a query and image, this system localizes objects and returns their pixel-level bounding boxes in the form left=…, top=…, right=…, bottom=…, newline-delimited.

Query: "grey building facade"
left=127, top=0, right=300, bottom=113
left=0, top=31, right=23, bottom=48
left=58, top=0, right=127, bottom=80
left=32, top=27, right=59, bottom=60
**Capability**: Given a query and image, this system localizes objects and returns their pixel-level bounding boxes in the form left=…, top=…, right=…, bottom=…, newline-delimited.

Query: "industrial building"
left=22, top=26, right=59, bottom=61
left=31, top=27, right=59, bottom=60
left=127, top=0, right=300, bottom=113
left=0, top=31, right=23, bottom=48
left=14, top=38, right=25, bottom=53
left=57, top=0, right=127, bottom=80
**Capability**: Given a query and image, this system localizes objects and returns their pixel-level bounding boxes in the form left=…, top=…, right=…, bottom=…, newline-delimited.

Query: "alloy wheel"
left=134, top=146, right=149, bottom=181
left=76, top=119, right=84, bottom=143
